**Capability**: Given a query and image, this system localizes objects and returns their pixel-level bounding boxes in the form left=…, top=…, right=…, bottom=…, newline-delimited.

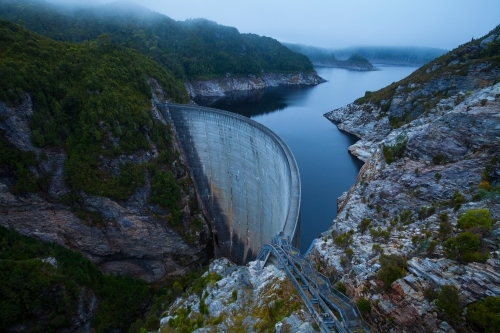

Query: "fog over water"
left=49, top=0, right=500, bottom=49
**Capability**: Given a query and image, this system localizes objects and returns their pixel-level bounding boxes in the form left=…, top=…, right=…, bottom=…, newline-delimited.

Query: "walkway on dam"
left=257, top=235, right=369, bottom=333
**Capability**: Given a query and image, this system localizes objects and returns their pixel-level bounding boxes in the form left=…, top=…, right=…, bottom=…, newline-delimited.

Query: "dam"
left=159, top=104, right=300, bottom=264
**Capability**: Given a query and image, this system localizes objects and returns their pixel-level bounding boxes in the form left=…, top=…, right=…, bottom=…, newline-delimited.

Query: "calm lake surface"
left=197, top=65, right=418, bottom=252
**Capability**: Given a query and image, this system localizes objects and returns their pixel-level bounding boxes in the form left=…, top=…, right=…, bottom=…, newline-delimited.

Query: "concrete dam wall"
left=161, top=104, right=300, bottom=264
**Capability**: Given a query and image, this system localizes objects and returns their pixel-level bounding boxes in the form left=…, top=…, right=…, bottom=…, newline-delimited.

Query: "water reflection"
left=195, top=84, right=316, bottom=118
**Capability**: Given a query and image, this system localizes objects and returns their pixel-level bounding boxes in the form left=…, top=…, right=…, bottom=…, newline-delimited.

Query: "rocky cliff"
left=313, top=60, right=376, bottom=71
left=0, top=83, right=209, bottom=283
left=311, top=28, right=500, bottom=332
left=185, top=72, right=325, bottom=99
left=157, top=258, right=317, bottom=333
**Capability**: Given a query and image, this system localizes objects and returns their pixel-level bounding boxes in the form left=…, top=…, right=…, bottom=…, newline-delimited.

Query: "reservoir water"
left=197, top=65, right=417, bottom=252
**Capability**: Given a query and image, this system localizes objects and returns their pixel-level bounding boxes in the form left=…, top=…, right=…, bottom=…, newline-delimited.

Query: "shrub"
left=449, top=190, right=465, bottom=211
left=377, top=254, right=407, bottom=289
left=335, top=282, right=347, bottom=294
left=370, top=227, right=390, bottom=243
left=435, top=285, right=461, bottom=320
left=382, top=136, right=407, bottom=164
left=358, top=218, right=371, bottom=234
left=456, top=208, right=492, bottom=232
left=443, top=232, right=488, bottom=263
left=334, top=230, right=354, bottom=249
left=356, top=298, right=371, bottom=314
left=418, top=205, right=436, bottom=220
left=400, top=210, right=413, bottom=225
left=438, top=214, right=453, bottom=241
left=432, top=154, right=447, bottom=165
left=467, top=296, right=500, bottom=333
left=231, top=289, right=238, bottom=302
left=372, top=243, right=383, bottom=254
left=426, top=240, right=438, bottom=256
left=423, top=287, right=437, bottom=301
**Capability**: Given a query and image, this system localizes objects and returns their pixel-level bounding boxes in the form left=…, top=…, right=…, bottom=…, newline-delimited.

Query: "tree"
left=443, top=232, right=487, bottom=263
left=467, top=296, right=500, bottom=333
left=435, top=285, right=461, bottom=320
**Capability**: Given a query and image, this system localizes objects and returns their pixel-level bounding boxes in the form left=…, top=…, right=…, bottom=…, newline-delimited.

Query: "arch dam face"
left=161, top=104, right=300, bottom=264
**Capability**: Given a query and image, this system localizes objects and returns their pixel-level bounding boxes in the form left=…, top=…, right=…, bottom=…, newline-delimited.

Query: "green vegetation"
left=418, top=205, right=436, bottom=220
left=0, top=21, right=205, bottom=243
left=356, top=298, right=371, bottom=314
left=377, top=254, right=407, bottom=289
left=443, top=232, right=487, bottom=263
left=0, top=226, right=150, bottom=333
left=438, top=213, right=453, bottom=240
left=442, top=208, right=492, bottom=264
left=456, top=208, right=492, bottom=232
left=0, top=130, right=50, bottom=194
left=435, top=285, right=461, bottom=320
left=466, top=296, right=500, bottom=333
left=382, top=135, right=407, bottom=164
left=348, top=54, right=370, bottom=64
left=334, top=230, right=354, bottom=248
left=0, top=0, right=314, bottom=80
left=369, top=227, right=391, bottom=243
left=473, top=156, right=500, bottom=201
left=0, top=20, right=186, bottom=199
left=335, top=281, right=347, bottom=294
left=358, top=218, right=371, bottom=234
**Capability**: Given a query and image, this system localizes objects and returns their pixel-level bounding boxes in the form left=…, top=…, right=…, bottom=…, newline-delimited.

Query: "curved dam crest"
left=160, top=104, right=300, bottom=264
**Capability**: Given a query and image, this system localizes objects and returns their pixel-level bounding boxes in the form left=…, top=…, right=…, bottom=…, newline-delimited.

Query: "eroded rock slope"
left=0, top=84, right=209, bottom=283
left=312, top=27, right=500, bottom=332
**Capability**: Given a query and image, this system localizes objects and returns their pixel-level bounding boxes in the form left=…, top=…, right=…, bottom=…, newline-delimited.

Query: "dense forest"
left=0, top=0, right=314, bottom=79
left=0, top=19, right=189, bottom=200
left=0, top=18, right=206, bottom=332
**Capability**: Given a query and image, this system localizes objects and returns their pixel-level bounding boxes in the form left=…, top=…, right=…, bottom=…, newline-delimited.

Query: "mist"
left=46, top=0, right=500, bottom=49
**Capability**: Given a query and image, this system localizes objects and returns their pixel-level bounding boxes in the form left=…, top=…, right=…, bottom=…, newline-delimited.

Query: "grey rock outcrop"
left=159, top=259, right=317, bottom=332
left=185, top=72, right=325, bottom=99
left=313, top=60, right=376, bottom=71
left=314, top=58, right=500, bottom=331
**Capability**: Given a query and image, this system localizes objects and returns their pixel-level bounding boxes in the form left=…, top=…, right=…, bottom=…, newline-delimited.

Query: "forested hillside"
left=0, top=0, right=314, bottom=79
left=0, top=18, right=210, bottom=332
left=1, top=19, right=188, bottom=199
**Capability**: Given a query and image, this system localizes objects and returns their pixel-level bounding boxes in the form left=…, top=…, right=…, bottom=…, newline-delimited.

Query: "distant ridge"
left=285, top=43, right=447, bottom=66
left=0, top=0, right=316, bottom=79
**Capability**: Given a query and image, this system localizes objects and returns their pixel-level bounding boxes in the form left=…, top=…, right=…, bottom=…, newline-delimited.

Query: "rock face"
left=0, top=86, right=209, bottom=282
left=184, top=72, right=325, bottom=99
left=313, top=60, right=376, bottom=71
left=313, top=38, right=500, bottom=332
left=159, top=259, right=317, bottom=333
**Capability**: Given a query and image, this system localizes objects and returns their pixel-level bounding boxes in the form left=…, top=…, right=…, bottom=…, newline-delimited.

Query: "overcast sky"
left=52, top=0, right=500, bottom=50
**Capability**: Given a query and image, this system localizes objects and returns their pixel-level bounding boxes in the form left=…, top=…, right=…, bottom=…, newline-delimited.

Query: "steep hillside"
left=0, top=0, right=315, bottom=80
left=0, top=20, right=208, bottom=284
left=316, top=25, right=500, bottom=332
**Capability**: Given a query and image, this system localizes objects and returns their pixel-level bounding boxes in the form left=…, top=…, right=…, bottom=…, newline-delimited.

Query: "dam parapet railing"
left=158, top=103, right=300, bottom=264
